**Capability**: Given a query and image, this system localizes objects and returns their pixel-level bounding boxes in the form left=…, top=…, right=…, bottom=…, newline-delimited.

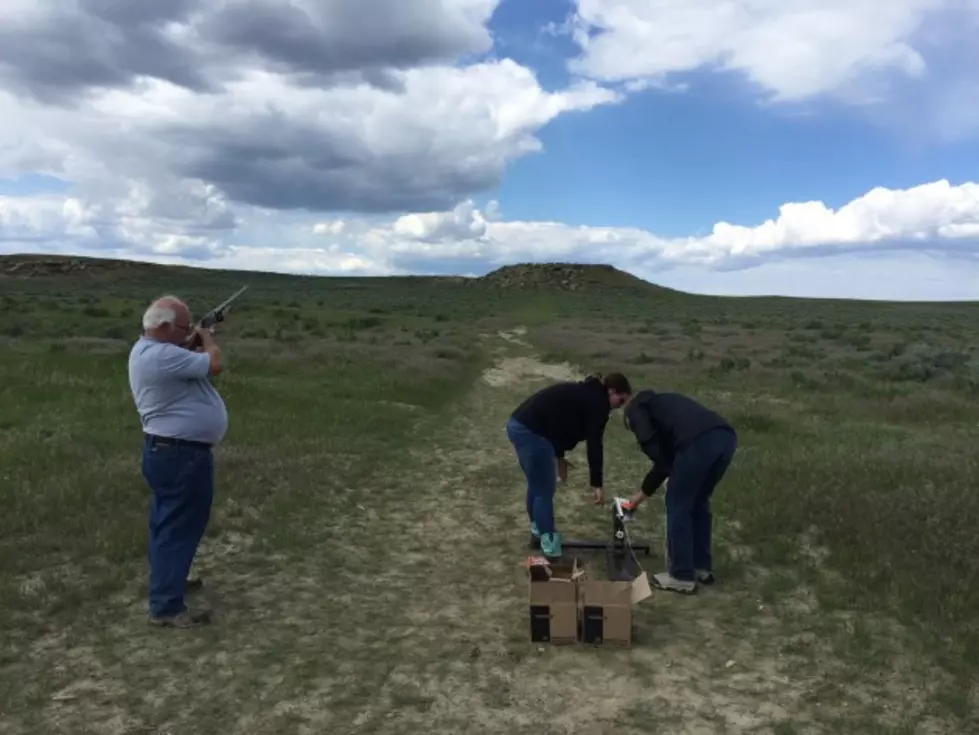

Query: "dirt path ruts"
left=370, top=331, right=959, bottom=735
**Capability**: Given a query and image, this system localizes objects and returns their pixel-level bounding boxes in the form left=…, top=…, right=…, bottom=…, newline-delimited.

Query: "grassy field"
left=1, top=255, right=978, bottom=734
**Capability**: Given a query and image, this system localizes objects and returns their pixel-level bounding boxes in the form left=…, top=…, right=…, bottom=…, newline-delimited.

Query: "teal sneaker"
left=530, top=521, right=540, bottom=538
left=540, top=532, right=562, bottom=559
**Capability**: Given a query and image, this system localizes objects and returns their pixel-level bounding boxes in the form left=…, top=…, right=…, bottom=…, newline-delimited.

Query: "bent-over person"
left=128, top=295, right=227, bottom=627
left=507, top=372, right=632, bottom=559
left=622, top=388, right=737, bottom=594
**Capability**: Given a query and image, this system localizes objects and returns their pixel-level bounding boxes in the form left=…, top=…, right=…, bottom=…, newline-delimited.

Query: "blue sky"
left=486, top=0, right=979, bottom=232
left=493, top=81, right=979, bottom=237
left=1, top=0, right=978, bottom=300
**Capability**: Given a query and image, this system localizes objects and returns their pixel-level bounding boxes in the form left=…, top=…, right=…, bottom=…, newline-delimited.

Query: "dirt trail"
left=371, top=331, right=959, bottom=735
left=6, top=330, right=959, bottom=735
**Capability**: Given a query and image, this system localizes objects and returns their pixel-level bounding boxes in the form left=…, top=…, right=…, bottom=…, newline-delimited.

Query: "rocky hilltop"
left=472, top=262, right=663, bottom=293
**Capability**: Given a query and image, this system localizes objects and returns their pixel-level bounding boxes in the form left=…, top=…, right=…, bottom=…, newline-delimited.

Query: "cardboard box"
left=525, top=556, right=651, bottom=647
left=526, top=556, right=583, bottom=644
left=579, top=577, right=646, bottom=646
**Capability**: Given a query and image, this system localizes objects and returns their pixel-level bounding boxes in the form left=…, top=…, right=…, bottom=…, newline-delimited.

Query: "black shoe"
left=148, top=608, right=212, bottom=628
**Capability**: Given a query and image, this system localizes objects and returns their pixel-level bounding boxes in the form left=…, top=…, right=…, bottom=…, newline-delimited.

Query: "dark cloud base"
left=0, top=0, right=491, bottom=103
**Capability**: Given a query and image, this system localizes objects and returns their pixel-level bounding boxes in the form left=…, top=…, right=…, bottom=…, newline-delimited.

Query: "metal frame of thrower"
left=528, top=497, right=651, bottom=581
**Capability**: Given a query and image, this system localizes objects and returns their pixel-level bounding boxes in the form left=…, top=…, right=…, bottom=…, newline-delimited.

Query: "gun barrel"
left=213, top=285, right=249, bottom=313
left=197, top=285, right=249, bottom=329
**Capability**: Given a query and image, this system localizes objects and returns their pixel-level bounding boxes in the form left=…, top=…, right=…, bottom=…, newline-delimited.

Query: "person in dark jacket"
left=621, top=388, right=737, bottom=593
left=507, top=372, right=632, bottom=558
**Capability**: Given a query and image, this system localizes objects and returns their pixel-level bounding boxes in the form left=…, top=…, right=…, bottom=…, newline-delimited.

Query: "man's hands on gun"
left=190, top=326, right=216, bottom=352
left=187, top=324, right=224, bottom=375
left=184, top=324, right=217, bottom=352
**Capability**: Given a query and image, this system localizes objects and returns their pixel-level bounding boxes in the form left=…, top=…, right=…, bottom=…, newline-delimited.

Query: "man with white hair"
left=128, top=295, right=227, bottom=628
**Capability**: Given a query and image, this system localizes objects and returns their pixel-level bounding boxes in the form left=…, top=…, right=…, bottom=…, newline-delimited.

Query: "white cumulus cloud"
left=0, top=0, right=620, bottom=261
left=391, top=200, right=489, bottom=242
left=336, top=180, right=979, bottom=274
left=8, top=179, right=977, bottom=298
left=566, top=0, right=973, bottom=104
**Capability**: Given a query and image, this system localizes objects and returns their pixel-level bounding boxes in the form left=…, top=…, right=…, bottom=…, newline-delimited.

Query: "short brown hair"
left=586, top=371, right=632, bottom=395
left=603, top=372, right=632, bottom=395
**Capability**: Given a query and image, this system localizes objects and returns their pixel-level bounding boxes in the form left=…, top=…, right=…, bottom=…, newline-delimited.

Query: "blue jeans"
left=664, top=427, right=737, bottom=581
left=142, top=435, right=214, bottom=617
left=506, top=418, right=558, bottom=536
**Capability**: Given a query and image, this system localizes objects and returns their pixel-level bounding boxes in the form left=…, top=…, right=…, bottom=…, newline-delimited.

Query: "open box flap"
left=630, top=571, right=652, bottom=604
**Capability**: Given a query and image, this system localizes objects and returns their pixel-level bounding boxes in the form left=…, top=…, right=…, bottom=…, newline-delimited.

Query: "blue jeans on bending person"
left=506, top=417, right=558, bottom=540
left=142, top=434, right=214, bottom=617
left=664, top=427, right=737, bottom=582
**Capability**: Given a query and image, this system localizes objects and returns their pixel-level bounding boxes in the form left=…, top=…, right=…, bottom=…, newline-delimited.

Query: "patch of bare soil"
left=481, top=355, right=580, bottom=387
left=496, top=326, right=530, bottom=346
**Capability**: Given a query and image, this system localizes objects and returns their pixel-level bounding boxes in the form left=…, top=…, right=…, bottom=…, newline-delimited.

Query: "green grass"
left=1, top=255, right=978, bottom=734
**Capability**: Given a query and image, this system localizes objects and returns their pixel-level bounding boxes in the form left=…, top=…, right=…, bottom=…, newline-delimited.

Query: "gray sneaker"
left=651, top=572, right=697, bottom=594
